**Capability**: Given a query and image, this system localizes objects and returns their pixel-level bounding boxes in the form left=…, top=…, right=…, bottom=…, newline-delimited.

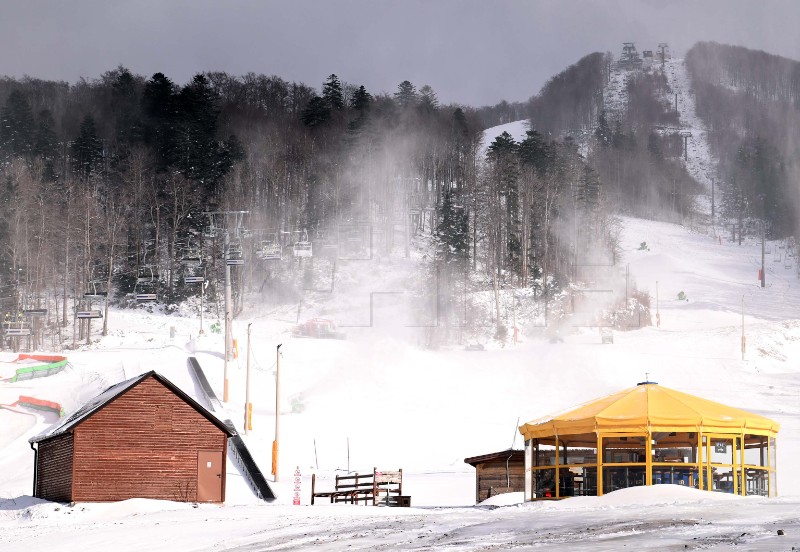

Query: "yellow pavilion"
left=518, top=382, right=779, bottom=499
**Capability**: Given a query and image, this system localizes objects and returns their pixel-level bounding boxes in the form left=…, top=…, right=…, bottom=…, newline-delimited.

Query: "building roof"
left=30, top=371, right=236, bottom=444
left=464, top=449, right=524, bottom=467
left=519, top=382, right=780, bottom=440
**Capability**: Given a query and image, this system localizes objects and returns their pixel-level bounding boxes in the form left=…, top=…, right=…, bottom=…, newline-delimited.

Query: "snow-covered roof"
left=29, top=370, right=235, bottom=443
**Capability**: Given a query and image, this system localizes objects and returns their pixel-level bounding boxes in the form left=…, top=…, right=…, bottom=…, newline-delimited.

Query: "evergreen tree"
left=142, top=72, right=178, bottom=170
left=452, top=107, right=469, bottom=139
left=175, top=74, right=229, bottom=189
left=576, top=164, right=601, bottom=209
left=322, top=74, right=344, bottom=110
left=394, top=80, right=417, bottom=109
left=487, top=131, right=521, bottom=273
left=417, top=85, right=439, bottom=115
left=518, top=130, right=549, bottom=176
left=436, top=189, right=469, bottom=264
left=594, top=110, right=612, bottom=147
left=110, top=67, right=144, bottom=148
left=34, top=109, right=58, bottom=160
left=0, top=90, right=35, bottom=158
left=301, top=96, right=331, bottom=127
left=350, top=85, right=372, bottom=111
left=71, top=115, right=104, bottom=179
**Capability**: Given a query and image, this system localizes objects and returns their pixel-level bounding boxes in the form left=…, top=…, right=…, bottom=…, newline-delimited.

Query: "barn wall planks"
left=70, top=378, right=227, bottom=502
left=476, top=460, right=525, bottom=503
left=36, top=433, right=74, bottom=501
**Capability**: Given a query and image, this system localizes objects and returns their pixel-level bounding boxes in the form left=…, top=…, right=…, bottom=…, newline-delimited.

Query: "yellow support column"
left=697, top=432, right=704, bottom=490
left=645, top=431, right=653, bottom=486
left=597, top=433, right=603, bottom=496
left=554, top=437, right=560, bottom=498
left=739, top=433, right=746, bottom=496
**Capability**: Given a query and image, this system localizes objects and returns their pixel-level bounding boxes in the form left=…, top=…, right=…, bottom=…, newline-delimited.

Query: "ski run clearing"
left=2, top=211, right=800, bottom=550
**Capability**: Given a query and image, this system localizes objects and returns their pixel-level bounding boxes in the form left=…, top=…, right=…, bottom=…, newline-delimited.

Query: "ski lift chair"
left=84, top=280, right=108, bottom=298
left=137, top=266, right=159, bottom=284
left=181, top=246, right=203, bottom=265
left=203, top=223, right=218, bottom=239
left=293, top=230, right=313, bottom=258
left=226, top=248, right=245, bottom=266
left=259, top=240, right=282, bottom=260
left=76, top=308, right=103, bottom=319
left=293, top=241, right=313, bottom=258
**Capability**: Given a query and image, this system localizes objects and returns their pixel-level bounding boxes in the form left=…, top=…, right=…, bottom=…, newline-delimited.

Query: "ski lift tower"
left=206, top=210, right=249, bottom=403
left=657, top=43, right=670, bottom=67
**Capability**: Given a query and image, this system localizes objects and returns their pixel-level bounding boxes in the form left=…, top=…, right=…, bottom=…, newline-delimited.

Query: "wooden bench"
left=311, top=468, right=404, bottom=506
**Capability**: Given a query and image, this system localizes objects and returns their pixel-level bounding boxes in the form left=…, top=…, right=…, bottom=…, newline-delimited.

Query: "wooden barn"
left=464, top=449, right=525, bottom=503
left=29, top=370, right=235, bottom=503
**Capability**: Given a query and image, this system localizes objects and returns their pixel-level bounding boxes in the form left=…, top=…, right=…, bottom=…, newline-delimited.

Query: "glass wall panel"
left=533, top=468, right=556, bottom=498
left=559, top=467, right=597, bottom=497
left=743, top=436, right=767, bottom=467
left=603, top=437, right=646, bottom=463
left=744, top=469, right=769, bottom=497
left=652, top=466, right=699, bottom=488
left=709, top=466, right=735, bottom=493
left=770, top=438, right=777, bottom=470
left=652, top=446, right=696, bottom=463
left=603, top=466, right=645, bottom=493
left=709, top=438, right=734, bottom=464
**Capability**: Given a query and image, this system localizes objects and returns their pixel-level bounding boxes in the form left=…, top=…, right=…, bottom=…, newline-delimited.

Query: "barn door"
left=197, top=450, right=224, bottom=502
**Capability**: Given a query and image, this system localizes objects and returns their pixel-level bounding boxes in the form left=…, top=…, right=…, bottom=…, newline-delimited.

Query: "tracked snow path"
left=663, top=58, right=717, bottom=212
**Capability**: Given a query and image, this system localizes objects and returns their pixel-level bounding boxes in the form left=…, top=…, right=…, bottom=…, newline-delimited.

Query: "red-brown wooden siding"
left=36, top=433, right=74, bottom=501
left=70, top=378, right=227, bottom=502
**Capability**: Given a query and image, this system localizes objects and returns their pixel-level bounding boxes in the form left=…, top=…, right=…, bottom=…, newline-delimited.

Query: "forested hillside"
left=686, top=41, right=800, bottom=238
left=0, top=57, right=625, bottom=348
left=0, top=42, right=795, bottom=348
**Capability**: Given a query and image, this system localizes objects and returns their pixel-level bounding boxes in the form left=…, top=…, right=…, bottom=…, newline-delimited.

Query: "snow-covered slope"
left=3, top=214, right=800, bottom=549
left=480, top=119, right=529, bottom=155
left=663, top=58, right=718, bottom=199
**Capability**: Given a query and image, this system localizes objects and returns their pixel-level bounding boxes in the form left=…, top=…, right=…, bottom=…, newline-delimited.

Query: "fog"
left=2, top=1, right=800, bottom=106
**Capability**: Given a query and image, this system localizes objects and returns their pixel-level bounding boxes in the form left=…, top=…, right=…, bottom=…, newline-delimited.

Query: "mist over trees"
left=687, top=42, right=800, bottom=238
left=0, top=40, right=795, bottom=348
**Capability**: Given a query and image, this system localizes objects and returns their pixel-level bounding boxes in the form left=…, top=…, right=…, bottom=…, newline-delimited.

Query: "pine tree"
left=142, top=72, right=178, bottom=170
left=394, top=80, right=417, bottom=109
left=301, top=96, right=331, bottom=127
left=594, top=110, right=612, bottom=147
left=34, top=109, right=58, bottom=160
left=0, top=90, right=35, bottom=158
left=71, top=115, right=104, bottom=179
left=350, top=85, right=372, bottom=111
left=322, top=74, right=344, bottom=110
left=436, top=189, right=469, bottom=264
left=417, top=85, right=439, bottom=115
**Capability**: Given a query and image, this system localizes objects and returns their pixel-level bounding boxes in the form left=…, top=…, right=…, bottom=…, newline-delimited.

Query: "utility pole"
left=273, top=343, right=282, bottom=482
left=206, top=210, right=249, bottom=402
left=711, top=179, right=715, bottom=220
left=244, top=323, right=252, bottom=434
left=656, top=280, right=660, bottom=328
left=223, top=230, right=233, bottom=402
left=741, top=296, right=746, bottom=361
left=761, top=221, right=766, bottom=288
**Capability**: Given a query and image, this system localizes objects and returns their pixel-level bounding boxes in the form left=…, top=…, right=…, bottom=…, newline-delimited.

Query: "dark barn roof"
left=30, top=370, right=236, bottom=444
left=464, top=449, right=524, bottom=467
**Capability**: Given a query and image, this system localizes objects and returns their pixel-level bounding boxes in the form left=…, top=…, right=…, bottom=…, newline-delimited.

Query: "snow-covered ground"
left=480, top=119, right=529, bottom=156
left=662, top=58, right=718, bottom=201
left=3, top=213, right=800, bottom=550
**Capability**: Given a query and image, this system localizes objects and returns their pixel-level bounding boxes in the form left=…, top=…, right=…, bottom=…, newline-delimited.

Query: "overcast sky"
left=1, top=0, right=799, bottom=107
